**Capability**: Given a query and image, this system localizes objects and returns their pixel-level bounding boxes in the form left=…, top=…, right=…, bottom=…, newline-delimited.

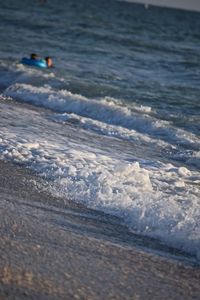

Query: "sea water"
left=0, top=0, right=200, bottom=258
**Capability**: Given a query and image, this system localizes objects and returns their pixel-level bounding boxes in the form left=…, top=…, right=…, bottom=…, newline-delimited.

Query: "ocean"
left=0, top=0, right=200, bottom=259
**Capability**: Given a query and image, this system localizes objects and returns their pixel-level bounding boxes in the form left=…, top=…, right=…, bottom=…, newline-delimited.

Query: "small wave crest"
left=4, top=83, right=200, bottom=153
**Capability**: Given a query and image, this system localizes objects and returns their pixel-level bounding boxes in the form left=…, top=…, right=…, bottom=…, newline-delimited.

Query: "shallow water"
left=0, top=0, right=200, bottom=258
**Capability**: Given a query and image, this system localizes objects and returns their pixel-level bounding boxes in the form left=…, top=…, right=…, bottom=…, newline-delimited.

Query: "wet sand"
left=0, top=160, right=200, bottom=300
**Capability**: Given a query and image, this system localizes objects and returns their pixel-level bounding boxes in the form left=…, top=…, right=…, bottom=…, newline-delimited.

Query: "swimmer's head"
left=30, top=53, right=39, bottom=60
left=45, top=56, right=53, bottom=67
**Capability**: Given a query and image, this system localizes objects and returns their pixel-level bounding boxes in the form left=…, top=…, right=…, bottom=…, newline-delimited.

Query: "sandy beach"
left=0, top=160, right=199, bottom=299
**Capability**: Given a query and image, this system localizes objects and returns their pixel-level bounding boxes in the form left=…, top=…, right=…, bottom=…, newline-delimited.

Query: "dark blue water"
left=0, top=0, right=200, bottom=257
left=1, top=0, right=200, bottom=131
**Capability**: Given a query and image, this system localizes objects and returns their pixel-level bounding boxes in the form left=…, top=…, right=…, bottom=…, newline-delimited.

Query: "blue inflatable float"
left=21, top=57, right=47, bottom=68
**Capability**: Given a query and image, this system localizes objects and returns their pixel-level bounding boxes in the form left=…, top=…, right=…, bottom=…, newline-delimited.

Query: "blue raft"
left=21, top=57, right=47, bottom=68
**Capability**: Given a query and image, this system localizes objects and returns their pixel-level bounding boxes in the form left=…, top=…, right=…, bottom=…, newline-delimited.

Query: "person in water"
left=30, top=53, right=40, bottom=60
left=45, top=56, right=53, bottom=67
left=30, top=53, right=53, bottom=67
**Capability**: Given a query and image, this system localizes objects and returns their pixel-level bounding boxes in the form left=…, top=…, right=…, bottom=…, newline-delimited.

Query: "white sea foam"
left=50, top=112, right=200, bottom=169
left=0, top=99, right=200, bottom=257
left=0, top=60, right=60, bottom=91
left=4, top=83, right=200, bottom=153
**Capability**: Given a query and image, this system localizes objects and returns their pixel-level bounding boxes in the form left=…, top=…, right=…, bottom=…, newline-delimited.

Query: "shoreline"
left=0, top=160, right=200, bottom=299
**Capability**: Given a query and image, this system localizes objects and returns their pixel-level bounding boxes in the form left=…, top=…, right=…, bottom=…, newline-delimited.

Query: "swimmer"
left=45, top=56, right=53, bottom=68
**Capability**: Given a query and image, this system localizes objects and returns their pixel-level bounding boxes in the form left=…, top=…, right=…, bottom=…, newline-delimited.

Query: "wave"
left=0, top=70, right=200, bottom=260
left=4, top=83, right=200, bottom=153
left=0, top=98, right=200, bottom=258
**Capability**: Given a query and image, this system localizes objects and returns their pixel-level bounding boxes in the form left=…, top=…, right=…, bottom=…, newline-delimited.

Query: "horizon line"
left=120, top=0, right=200, bottom=13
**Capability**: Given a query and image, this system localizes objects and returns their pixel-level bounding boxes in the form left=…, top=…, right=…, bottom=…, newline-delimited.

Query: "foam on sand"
left=0, top=98, right=200, bottom=258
